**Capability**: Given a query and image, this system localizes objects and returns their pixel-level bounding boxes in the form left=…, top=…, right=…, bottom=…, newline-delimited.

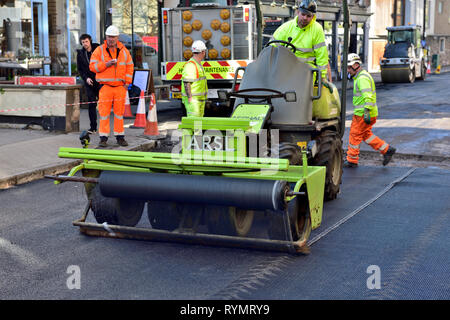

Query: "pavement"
left=0, top=68, right=448, bottom=189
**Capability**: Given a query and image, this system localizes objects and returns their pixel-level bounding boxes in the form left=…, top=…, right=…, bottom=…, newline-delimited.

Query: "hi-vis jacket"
left=181, top=58, right=208, bottom=101
left=352, top=69, right=378, bottom=118
left=272, top=15, right=328, bottom=79
left=89, top=40, right=134, bottom=86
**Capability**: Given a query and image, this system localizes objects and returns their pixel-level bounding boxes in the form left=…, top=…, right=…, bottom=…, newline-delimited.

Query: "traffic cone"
left=124, top=90, right=133, bottom=118
left=144, top=93, right=163, bottom=138
left=427, top=61, right=431, bottom=74
left=130, top=91, right=146, bottom=128
left=435, top=65, right=441, bottom=74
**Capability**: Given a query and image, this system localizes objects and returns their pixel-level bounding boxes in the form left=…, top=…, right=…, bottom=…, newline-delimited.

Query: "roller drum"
left=99, top=171, right=288, bottom=211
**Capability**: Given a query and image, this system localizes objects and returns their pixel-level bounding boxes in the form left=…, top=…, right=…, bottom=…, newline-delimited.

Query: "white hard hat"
left=105, top=25, right=120, bottom=36
left=348, top=53, right=362, bottom=66
left=192, top=40, right=207, bottom=53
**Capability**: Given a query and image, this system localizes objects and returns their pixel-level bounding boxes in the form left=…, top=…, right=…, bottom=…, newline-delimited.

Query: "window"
left=439, top=38, right=445, bottom=53
left=438, top=1, right=443, bottom=14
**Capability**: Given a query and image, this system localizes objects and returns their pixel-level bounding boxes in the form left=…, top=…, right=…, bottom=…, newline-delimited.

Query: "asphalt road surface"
left=0, top=165, right=449, bottom=300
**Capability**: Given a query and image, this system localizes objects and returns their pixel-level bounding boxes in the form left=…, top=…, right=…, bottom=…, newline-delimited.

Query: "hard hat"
left=192, top=40, right=207, bottom=53
left=105, top=25, right=120, bottom=36
left=348, top=53, right=362, bottom=67
left=298, top=0, right=317, bottom=14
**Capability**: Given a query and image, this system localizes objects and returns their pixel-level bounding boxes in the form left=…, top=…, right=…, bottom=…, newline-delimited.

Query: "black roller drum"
left=99, top=171, right=288, bottom=211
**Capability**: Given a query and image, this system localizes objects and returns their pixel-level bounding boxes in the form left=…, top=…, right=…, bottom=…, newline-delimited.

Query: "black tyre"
left=311, top=130, right=343, bottom=201
left=206, top=206, right=254, bottom=237
left=268, top=193, right=311, bottom=242
left=409, top=67, right=416, bottom=83
left=147, top=201, right=182, bottom=231
left=90, top=184, right=145, bottom=227
left=277, top=142, right=303, bottom=165
left=418, top=62, right=426, bottom=80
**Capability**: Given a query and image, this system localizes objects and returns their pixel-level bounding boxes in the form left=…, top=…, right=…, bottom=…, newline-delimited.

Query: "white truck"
left=160, top=0, right=273, bottom=116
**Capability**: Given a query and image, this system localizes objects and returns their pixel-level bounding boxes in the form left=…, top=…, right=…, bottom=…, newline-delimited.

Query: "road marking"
left=0, top=237, right=46, bottom=269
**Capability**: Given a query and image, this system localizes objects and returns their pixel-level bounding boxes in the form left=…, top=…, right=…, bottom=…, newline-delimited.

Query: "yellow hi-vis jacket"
left=352, top=69, right=378, bottom=118
left=181, top=58, right=208, bottom=102
left=89, top=40, right=134, bottom=86
left=272, top=15, right=328, bottom=79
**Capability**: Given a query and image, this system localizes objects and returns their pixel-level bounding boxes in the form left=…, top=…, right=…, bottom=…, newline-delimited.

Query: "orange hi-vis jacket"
left=89, top=40, right=134, bottom=86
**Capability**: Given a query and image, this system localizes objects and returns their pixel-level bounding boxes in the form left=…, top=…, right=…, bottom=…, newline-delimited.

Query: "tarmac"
left=0, top=68, right=448, bottom=189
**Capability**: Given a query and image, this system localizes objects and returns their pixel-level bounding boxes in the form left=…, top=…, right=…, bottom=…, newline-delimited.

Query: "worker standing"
left=77, top=34, right=100, bottom=134
left=181, top=40, right=208, bottom=117
left=345, top=53, right=396, bottom=167
left=89, top=25, right=134, bottom=147
left=272, top=0, right=332, bottom=83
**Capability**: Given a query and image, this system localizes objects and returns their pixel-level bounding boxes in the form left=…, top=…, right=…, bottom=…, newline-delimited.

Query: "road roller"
left=49, top=2, right=351, bottom=254
left=380, top=25, right=427, bottom=83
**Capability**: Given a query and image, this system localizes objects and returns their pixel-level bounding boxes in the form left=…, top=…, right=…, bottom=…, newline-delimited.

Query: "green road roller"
left=49, top=1, right=351, bottom=254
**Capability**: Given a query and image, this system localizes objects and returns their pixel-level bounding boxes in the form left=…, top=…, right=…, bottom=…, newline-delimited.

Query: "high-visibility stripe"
left=100, top=115, right=109, bottom=120
left=379, top=143, right=388, bottom=151
left=365, top=135, right=377, bottom=144
left=114, top=114, right=123, bottom=120
left=317, top=64, right=327, bottom=70
left=313, top=42, right=326, bottom=50
left=349, top=143, right=360, bottom=149
left=114, top=131, right=124, bottom=136
left=183, top=76, right=206, bottom=82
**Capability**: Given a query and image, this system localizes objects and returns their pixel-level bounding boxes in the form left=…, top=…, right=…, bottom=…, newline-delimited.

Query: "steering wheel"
left=265, top=40, right=297, bottom=54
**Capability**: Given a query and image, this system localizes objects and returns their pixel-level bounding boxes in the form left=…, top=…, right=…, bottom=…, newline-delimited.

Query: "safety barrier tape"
left=0, top=90, right=153, bottom=114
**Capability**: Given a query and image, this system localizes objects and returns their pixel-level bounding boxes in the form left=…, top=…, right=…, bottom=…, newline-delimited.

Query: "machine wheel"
left=90, top=184, right=145, bottom=227
left=418, top=61, right=426, bottom=80
left=278, top=142, right=303, bottom=165
left=147, top=201, right=182, bottom=231
left=206, top=206, right=254, bottom=237
left=409, top=67, right=416, bottom=83
left=311, top=130, right=343, bottom=201
left=268, top=194, right=311, bottom=242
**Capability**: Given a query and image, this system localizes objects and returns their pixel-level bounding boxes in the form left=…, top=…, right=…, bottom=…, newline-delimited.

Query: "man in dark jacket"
left=77, top=34, right=100, bottom=133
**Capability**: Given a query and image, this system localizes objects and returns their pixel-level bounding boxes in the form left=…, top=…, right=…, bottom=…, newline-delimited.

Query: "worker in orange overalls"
left=345, top=53, right=396, bottom=167
left=89, top=25, right=134, bottom=147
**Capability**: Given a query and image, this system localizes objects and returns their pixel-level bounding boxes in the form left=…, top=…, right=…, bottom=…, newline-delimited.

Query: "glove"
left=363, top=108, right=371, bottom=124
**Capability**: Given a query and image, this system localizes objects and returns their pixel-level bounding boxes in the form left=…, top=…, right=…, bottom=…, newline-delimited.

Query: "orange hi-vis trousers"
left=98, top=85, right=126, bottom=138
left=347, top=115, right=389, bottom=164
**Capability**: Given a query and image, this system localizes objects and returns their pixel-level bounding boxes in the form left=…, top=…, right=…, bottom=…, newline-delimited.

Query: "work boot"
left=344, top=160, right=358, bottom=168
left=116, top=137, right=129, bottom=147
left=383, top=147, right=396, bottom=166
left=98, top=137, right=108, bottom=148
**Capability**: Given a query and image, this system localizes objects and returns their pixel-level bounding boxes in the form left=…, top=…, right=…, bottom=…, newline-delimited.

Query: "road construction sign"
left=162, top=60, right=251, bottom=81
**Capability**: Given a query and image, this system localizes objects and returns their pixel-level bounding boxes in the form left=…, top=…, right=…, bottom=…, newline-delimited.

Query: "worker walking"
left=181, top=40, right=208, bottom=117
left=272, top=0, right=332, bottom=83
left=89, top=25, right=134, bottom=147
left=345, top=53, right=396, bottom=167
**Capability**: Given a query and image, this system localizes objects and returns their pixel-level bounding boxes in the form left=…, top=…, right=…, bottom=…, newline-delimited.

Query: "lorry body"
left=160, top=0, right=290, bottom=116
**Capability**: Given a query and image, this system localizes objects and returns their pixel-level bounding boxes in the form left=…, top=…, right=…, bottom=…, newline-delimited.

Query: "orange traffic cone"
left=124, top=90, right=133, bottom=118
left=427, top=61, right=431, bottom=74
left=144, top=93, right=161, bottom=137
left=130, top=91, right=146, bottom=128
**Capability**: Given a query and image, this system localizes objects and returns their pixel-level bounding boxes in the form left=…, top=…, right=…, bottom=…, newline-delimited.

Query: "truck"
left=380, top=25, right=427, bottom=83
left=160, top=0, right=288, bottom=116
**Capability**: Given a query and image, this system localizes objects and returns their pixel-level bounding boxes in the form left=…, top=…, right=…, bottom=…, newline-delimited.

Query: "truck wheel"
left=206, top=206, right=254, bottom=237
left=268, top=193, right=311, bottom=242
left=409, top=67, right=416, bottom=83
left=147, top=201, right=182, bottom=231
left=311, top=130, right=343, bottom=201
left=90, top=184, right=144, bottom=227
